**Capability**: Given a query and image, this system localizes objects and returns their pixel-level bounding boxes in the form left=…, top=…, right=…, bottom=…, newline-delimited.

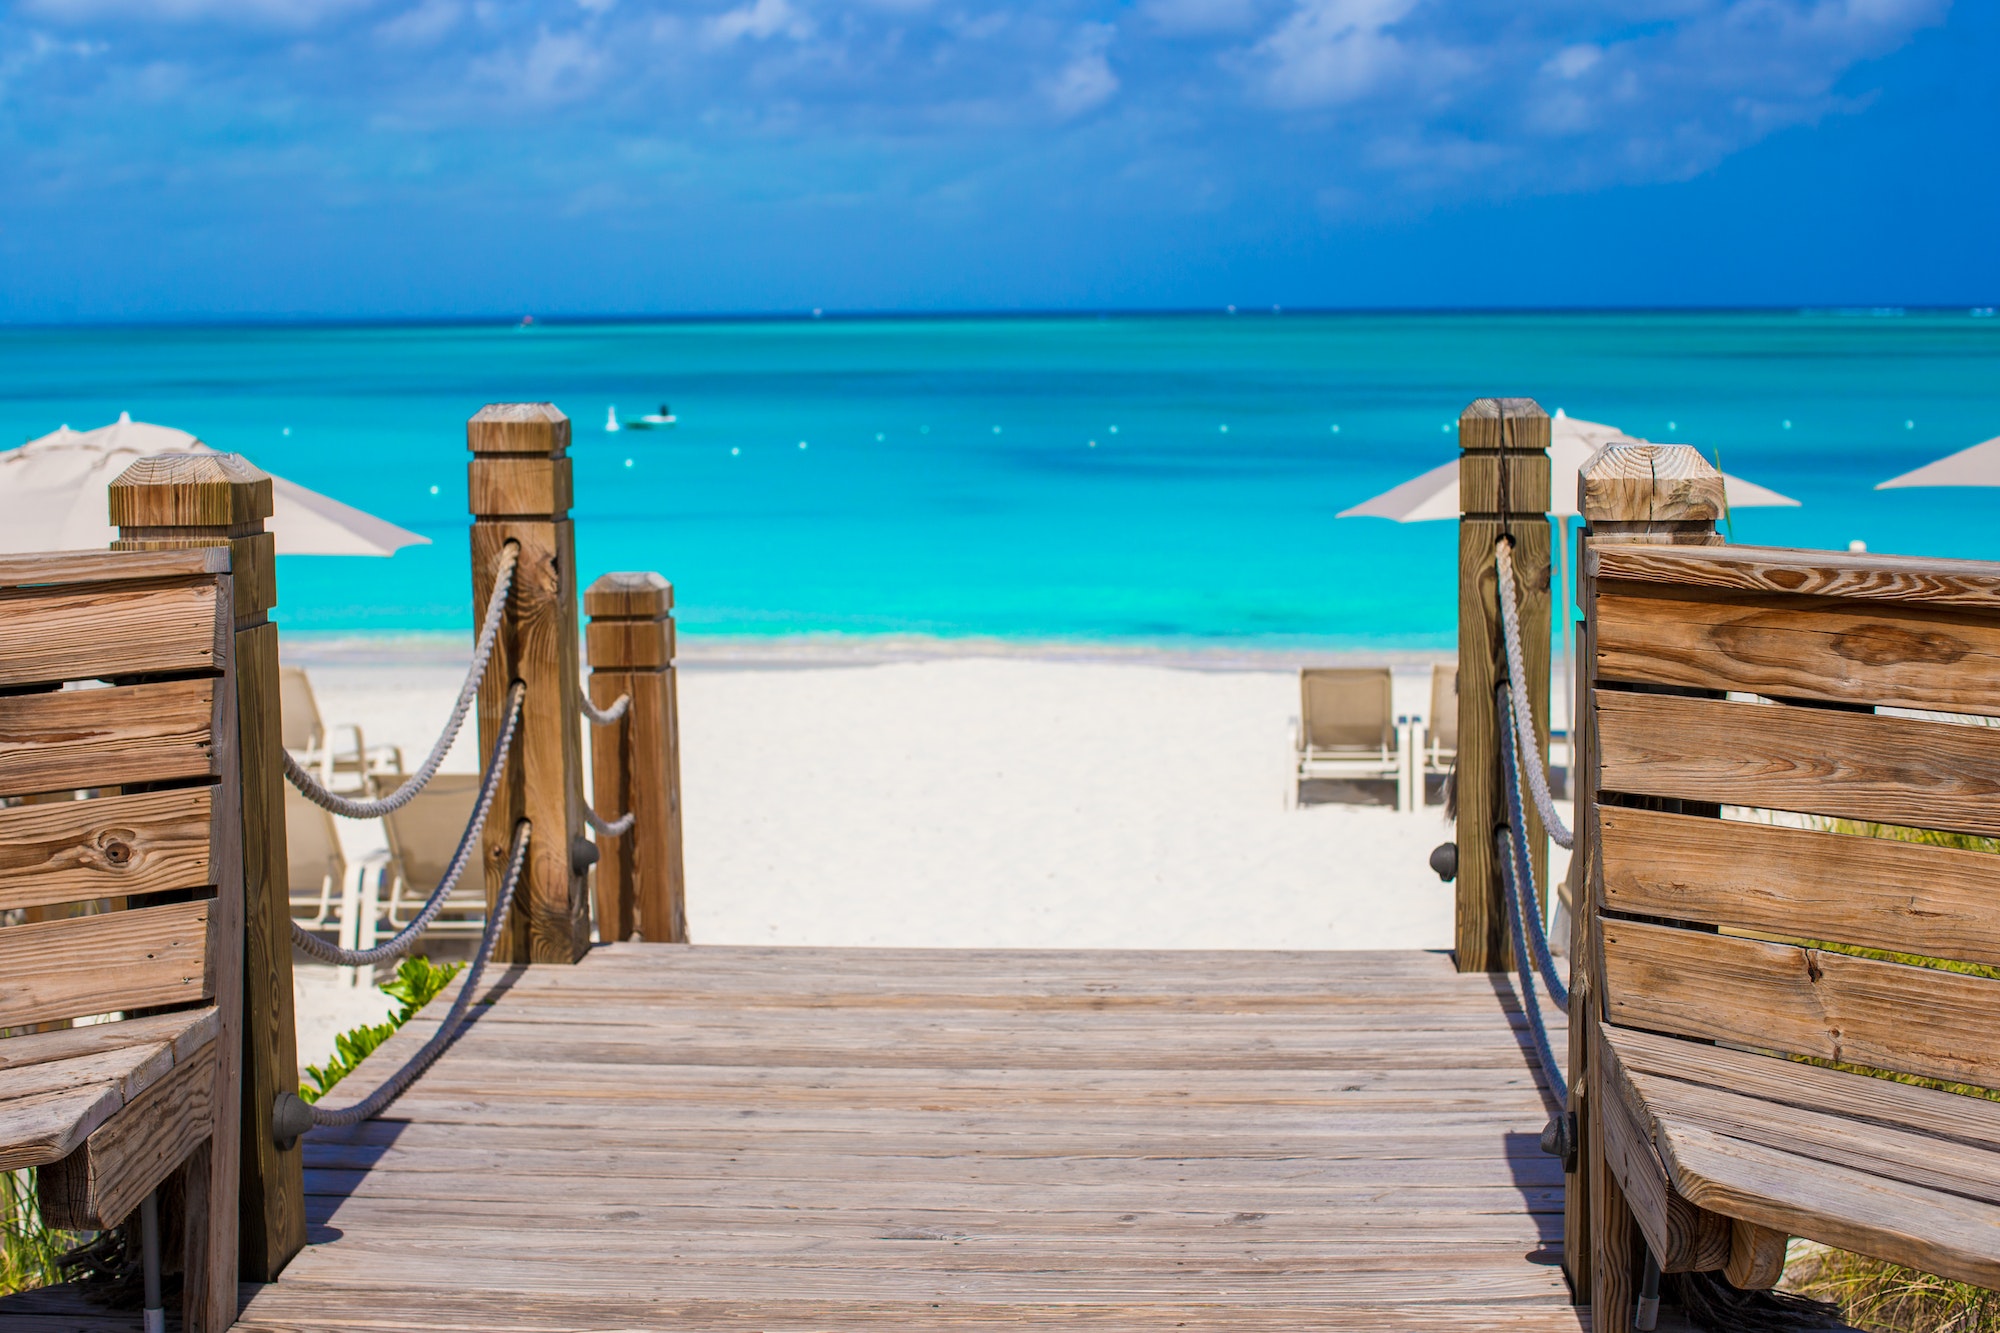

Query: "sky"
left=1, top=0, right=1993, bottom=319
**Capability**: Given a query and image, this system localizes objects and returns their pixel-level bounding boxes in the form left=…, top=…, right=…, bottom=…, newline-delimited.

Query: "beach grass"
left=301, top=956, right=461, bottom=1103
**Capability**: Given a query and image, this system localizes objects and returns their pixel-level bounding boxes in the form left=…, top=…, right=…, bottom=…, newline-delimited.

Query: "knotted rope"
left=1495, top=823, right=1567, bottom=1106
left=1494, top=537, right=1574, bottom=850
left=580, top=691, right=630, bottom=725
left=284, top=542, right=520, bottom=819
left=289, top=683, right=524, bottom=968
left=302, top=818, right=531, bottom=1128
left=1494, top=680, right=1570, bottom=1104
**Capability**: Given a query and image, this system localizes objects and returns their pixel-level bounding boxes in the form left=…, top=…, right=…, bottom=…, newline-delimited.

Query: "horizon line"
left=3, top=302, right=1996, bottom=335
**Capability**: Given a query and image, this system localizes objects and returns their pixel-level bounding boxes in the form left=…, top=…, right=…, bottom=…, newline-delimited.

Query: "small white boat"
left=625, top=404, right=677, bottom=430
left=604, top=406, right=621, bottom=433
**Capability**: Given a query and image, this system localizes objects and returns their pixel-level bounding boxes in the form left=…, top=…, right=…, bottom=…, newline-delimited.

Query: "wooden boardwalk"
left=219, top=945, right=1578, bottom=1330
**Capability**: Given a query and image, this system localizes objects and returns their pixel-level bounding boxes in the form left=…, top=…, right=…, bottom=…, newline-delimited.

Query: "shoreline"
left=278, top=629, right=1457, bottom=672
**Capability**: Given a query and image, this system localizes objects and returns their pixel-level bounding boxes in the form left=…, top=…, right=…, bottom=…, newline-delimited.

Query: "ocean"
left=4, top=310, right=1996, bottom=650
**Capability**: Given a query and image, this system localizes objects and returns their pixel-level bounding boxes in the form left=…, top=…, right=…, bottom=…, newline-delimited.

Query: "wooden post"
left=110, top=453, right=306, bottom=1283
left=469, top=403, right=591, bottom=964
left=1454, top=398, right=1552, bottom=973
left=585, top=572, right=688, bottom=944
left=1572, top=441, right=1724, bottom=1328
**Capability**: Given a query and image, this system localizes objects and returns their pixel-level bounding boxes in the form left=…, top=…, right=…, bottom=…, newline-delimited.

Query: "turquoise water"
left=4, top=311, right=1997, bottom=648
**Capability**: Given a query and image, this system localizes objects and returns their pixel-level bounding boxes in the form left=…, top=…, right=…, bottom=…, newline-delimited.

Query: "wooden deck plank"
left=248, top=945, right=1576, bottom=1330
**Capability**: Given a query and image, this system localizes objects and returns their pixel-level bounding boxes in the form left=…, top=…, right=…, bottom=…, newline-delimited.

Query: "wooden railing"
left=1454, top=397, right=1553, bottom=972
left=0, top=545, right=247, bottom=1331
left=1570, top=442, right=2000, bottom=1328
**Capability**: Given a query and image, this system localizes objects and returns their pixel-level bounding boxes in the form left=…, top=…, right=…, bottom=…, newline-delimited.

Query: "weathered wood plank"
left=1595, top=582, right=2000, bottom=715
left=1726, top=1220, right=1788, bottom=1291
left=1594, top=688, right=2000, bottom=837
left=1656, top=1119, right=2000, bottom=1291
left=1599, top=805, right=2000, bottom=965
left=0, top=898, right=215, bottom=1030
left=1601, top=918, right=2000, bottom=1088
left=1592, top=541, right=2000, bottom=612
left=0, top=547, right=229, bottom=590
left=0, top=580, right=226, bottom=689
left=1606, top=1025, right=2000, bottom=1151
left=1591, top=1027, right=1729, bottom=1273
left=0, top=787, right=215, bottom=912
left=0, top=1083, right=126, bottom=1171
left=0, top=678, right=217, bottom=796
left=0, top=1008, right=218, bottom=1074
left=40, top=1041, right=217, bottom=1229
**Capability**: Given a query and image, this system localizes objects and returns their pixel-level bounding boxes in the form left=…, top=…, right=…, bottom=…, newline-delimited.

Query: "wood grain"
left=1594, top=541, right=2000, bottom=612
left=0, top=898, right=215, bottom=1030
left=0, top=547, right=228, bottom=590
left=39, top=1042, right=216, bottom=1230
left=1601, top=917, right=2000, bottom=1089
left=0, top=787, right=215, bottom=913
left=1577, top=444, right=1724, bottom=525
left=1591, top=1027, right=1728, bottom=1273
left=1599, top=805, right=2000, bottom=965
left=584, top=618, right=673, bottom=670
left=0, top=677, right=216, bottom=795
left=1656, top=1119, right=2000, bottom=1291
left=108, top=453, right=272, bottom=529
left=0, top=579, right=226, bottom=688
left=1594, top=688, right=2000, bottom=837
left=468, top=457, right=574, bottom=518
left=1726, top=1220, right=1787, bottom=1291
left=471, top=403, right=588, bottom=965
left=226, top=945, right=1578, bottom=1330
left=1594, top=582, right=2000, bottom=715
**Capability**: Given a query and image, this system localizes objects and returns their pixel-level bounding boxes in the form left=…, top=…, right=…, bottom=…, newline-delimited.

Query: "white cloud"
left=1044, top=23, right=1118, bottom=118
left=703, top=0, right=812, bottom=47
left=375, top=0, right=460, bottom=46
left=1251, top=0, right=1421, bottom=108
left=469, top=25, right=605, bottom=101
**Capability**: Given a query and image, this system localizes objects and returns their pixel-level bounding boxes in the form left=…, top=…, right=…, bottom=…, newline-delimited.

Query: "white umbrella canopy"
left=1337, top=411, right=1800, bottom=521
left=0, top=414, right=430, bottom=556
left=1876, top=435, right=2000, bottom=489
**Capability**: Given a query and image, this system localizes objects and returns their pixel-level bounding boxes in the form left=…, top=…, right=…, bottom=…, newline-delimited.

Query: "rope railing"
left=289, top=683, right=524, bottom=968
left=580, top=691, right=630, bottom=726
left=1499, top=683, right=1571, bottom=1009
left=284, top=541, right=520, bottom=820
left=1494, top=681, right=1569, bottom=1104
left=1494, top=537, right=1573, bottom=851
left=585, top=807, right=635, bottom=838
left=279, top=818, right=532, bottom=1135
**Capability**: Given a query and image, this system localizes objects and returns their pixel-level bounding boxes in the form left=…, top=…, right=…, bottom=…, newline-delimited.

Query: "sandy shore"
left=290, top=643, right=1572, bottom=1063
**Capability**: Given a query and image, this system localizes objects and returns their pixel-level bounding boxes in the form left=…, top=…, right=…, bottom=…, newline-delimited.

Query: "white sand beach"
left=290, top=645, right=1573, bottom=1064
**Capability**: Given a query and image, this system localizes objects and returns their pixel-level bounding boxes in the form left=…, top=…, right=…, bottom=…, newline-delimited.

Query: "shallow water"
left=5, top=310, right=1996, bottom=647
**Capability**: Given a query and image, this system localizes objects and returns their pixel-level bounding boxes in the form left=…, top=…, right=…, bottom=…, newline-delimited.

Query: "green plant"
left=1789, top=1247, right=2000, bottom=1333
left=299, top=956, right=462, bottom=1105
left=0, top=1168, right=77, bottom=1295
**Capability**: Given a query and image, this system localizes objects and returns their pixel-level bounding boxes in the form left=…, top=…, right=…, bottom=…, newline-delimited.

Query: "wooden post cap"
left=1579, top=442, right=1726, bottom=524
left=468, top=403, right=570, bottom=456
left=109, top=453, right=273, bottom=530
left=1458, top=398, right=1551, bottom=516
left=585, top=572, right=673, bottom=619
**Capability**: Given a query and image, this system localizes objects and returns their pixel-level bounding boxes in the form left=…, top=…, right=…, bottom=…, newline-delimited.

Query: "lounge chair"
left=1422, top=663, right=1457, bottom=801
left=285, top=782, right=346, bottom=930
left=1294, top=668, right=1403, bottom=800
left=377, top=773, right=488, bottom=940
left=280, top=664, right=402, bottom=790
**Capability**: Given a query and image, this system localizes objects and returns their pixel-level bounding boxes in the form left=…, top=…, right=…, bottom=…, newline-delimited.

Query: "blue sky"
left=1, top=0, right=1991, bottom=319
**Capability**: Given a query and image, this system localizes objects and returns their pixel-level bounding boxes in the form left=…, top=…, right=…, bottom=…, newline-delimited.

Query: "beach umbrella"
left=1337, top=412, right=1799, bottom=521
left=1339, top=412, right=1800, bottom=733
left=1876, top=435, right=2000, bottom=490
left=0, top=414, right=430, bottom=556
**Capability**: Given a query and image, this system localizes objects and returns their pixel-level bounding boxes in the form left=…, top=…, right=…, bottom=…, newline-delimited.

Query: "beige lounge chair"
left=280, top=664, right=402, bottom=789
left=1295, top=668, right=1402, bottom=798
left=1423, top=663, right=1457, bottom=797
left=286, top=783, right=347, bottom=929
left=377, top=773, right=488, bottom=940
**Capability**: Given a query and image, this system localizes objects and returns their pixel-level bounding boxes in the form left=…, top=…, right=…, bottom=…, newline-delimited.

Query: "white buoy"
left=1849, top=540, right=1868, bottom=553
